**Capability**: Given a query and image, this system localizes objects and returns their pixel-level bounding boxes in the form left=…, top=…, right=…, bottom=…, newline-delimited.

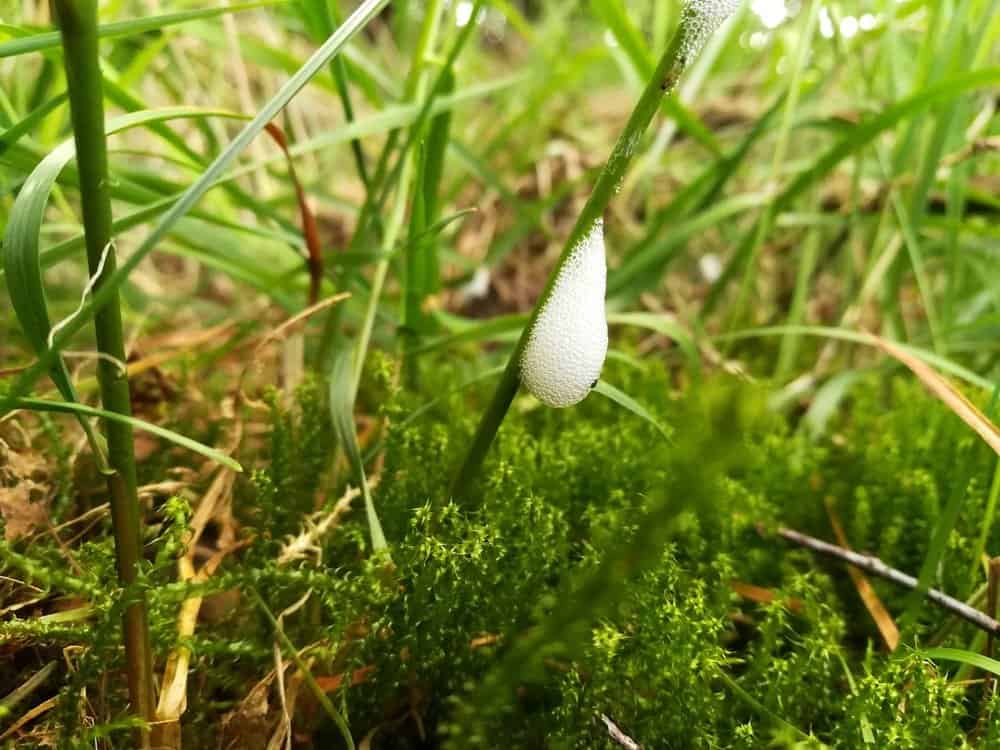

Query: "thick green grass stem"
left=52, top=0, right=155, bottom=744
left=450, top=20, right=689, bottom=498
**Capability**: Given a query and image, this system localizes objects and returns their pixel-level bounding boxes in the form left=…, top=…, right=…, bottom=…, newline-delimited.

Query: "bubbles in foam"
left=520, top=220, right=608, bottom=408
left=679, top=0, right=742, bottom=66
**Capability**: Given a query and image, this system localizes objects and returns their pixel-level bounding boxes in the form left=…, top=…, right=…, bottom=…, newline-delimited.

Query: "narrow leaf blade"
left=594, top=380, right=671, bottom=441
left=11, top=397, right=241, bottom=471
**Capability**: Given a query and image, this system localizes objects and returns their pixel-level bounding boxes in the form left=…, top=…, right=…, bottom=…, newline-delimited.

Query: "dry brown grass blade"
left=0, top=696, right=58, bottom=742
left=237, top=292, right=351, bottom=409
left=153, top=539, right=251, bottom=747
left=314, top=665, right=375, bottom=693
left=872, top=334, right=1000, bottom=456
left=277, top=481, right=362, bottom=566
left=153, top=421, right=246, bottom=749
left=263, top=122, right=324, bottom=305
left=730, top=580, right=804, bottom=613
left=825, top=497, right=900, bottom=651
left=253, top=292, right=351, bottom=353
left=126, top=323, right=238, bottom=379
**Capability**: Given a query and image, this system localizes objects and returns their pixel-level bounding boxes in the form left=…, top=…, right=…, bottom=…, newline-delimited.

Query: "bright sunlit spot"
left=455, top=0, right=474, bottom=27
left=859, top=13, right=878, bottom=30
left=751, top=0, right=789, bottom=29
left=819, top=6, right=835, bottom=38
left=840, top=15, right=859, bottom=38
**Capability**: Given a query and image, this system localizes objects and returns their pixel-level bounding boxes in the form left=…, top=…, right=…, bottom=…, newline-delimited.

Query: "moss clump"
left=3, top=363, right=999, bottom=747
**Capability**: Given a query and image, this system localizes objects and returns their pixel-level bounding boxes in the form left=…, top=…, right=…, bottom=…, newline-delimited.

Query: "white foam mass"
left=520, top=219, right=608, bottom=408
left=679, top=0, right=742, bottom=65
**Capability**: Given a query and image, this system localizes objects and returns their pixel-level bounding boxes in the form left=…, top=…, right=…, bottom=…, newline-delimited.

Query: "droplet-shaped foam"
left=520, top=219, right=608, bottom=408
left=678, top=0, right=742, bottom=66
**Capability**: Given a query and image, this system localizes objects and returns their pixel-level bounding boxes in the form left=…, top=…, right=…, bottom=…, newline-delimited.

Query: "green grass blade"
left=402, top=69, right=454, bottom=342
left=0, top=93, right=67, bottom=158
left=413, top=313, right=527, bottom=355
left=608, top=91, right=786, bottom=298
left=591, top=0, right=721, bottom=155
left=607, top=311, right=701, bottom=379
left=717, top=325, right=994, bottom=390
left=295, top=0, right=373, bottom=191
left=0, top=0, right=286, bottom=58
left=2, top=107, right=245, bottom=402
left=593, top=380, right=671, bottom=442
left=245, top=586, right=355, bottom=749
left=422, top=67, right=453, bottom=252
left=10, top=397, right=241, bottom=471
left=802, top=370, right=868, bottom=439
left=922, top=647, right=1000, bottom=677
left=328, top=346, right=387, bottom=552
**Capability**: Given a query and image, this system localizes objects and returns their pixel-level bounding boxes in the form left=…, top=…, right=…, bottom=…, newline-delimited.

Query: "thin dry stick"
left=773, top=526, right=1000, bottom=635
left=599, top=714, right=642, bottom=750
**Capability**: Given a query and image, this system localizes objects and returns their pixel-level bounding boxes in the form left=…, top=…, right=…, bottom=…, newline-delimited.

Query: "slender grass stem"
left=450, top=15, right=692, bottom=498
left=52, top=0, right=154, bottom=744
left=247, top=586, right=356, bottom=750
left=324, top=2, right=375, bottom=198
left=350, top=0, right=446, bottom=395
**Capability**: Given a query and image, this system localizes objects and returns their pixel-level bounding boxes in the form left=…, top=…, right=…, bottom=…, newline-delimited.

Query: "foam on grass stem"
left=678, top=0, right=742, bottom=67
left=520, top=219, right=608, bottom=408
left=451, top=0, right=742, bottom=497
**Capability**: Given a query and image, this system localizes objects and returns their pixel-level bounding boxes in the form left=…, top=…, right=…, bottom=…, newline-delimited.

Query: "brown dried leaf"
left=0, top=438, right=50, bottom=540
left=825, top=497, right=900, bottom=651
left=872, top=334, right=1000, bottom=456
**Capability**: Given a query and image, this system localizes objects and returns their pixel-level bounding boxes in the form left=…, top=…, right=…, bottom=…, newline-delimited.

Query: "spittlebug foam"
left=679, top=0, right=742, bottom=65
left=520, top=219, right=608, bottom=408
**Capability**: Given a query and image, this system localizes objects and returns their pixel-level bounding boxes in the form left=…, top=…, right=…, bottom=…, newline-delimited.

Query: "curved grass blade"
left=716, top=670, right=826, bottom=747
left=873, top=334, right=1000, bottom=455
left=593, top=380, right=671, bottom=442
left=411, top=313, right=527, bottom=356
left=0, top=93, right=67, bottom=158
left=923, top=647, right=1000, bottom=677
left=1, top=0, right=392, bottom=417
left=607, top=311, right=701, bottom=379
left=802, top=370, right=868, bottom=438
left=400, top=365, right=505, bottom=429
left=328, top=346, right=387, bottom=552
left=245, top=586, right=355, bottom=749
left=0, top=0, right=286, bottom=59
left=2, top=107, right=245, bottom=402
left=10, top=397, right=241, bottom=471
left=716, top=325, right=994, bottom=390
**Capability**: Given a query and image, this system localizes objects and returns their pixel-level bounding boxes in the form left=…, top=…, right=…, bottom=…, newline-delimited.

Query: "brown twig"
left=599, top=714, right=642, bottom=750
left=772, top=525, right=1000, bottom=635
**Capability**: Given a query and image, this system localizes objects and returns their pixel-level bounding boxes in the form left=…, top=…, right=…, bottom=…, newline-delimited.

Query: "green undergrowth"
left=4, top=359, right=1000, bottom=748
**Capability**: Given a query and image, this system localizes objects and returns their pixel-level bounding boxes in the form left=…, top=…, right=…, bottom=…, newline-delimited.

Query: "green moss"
left=4, top=364, right=1000, bottom=747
